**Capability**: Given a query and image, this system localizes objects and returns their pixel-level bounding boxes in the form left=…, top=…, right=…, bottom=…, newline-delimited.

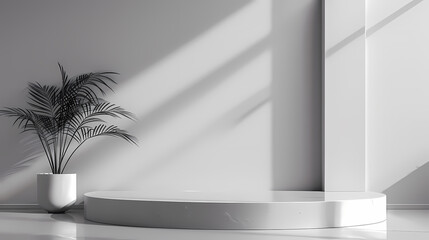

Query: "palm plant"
left=0, top=64, right=137, bottom=174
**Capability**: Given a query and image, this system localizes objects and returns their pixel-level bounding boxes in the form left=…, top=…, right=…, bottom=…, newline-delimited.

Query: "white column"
left=323, top=0, right=366, bottom=191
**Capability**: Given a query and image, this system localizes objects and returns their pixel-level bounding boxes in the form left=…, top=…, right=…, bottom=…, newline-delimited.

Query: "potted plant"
left=0, top=64, right=137, bottom=213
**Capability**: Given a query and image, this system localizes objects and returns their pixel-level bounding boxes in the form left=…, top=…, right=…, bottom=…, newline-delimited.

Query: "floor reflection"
left=2, top=209, right=429, bottom=240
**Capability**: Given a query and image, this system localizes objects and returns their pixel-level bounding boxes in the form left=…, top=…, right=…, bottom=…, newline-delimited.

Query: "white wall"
left=367, top=0, right=429, bottom=204
left=0, top=0, right=322, bottom=204
left=323, top=0, right=366, bottom=191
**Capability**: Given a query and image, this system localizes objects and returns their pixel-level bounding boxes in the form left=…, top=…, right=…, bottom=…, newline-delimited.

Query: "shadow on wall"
left=366, top=0, right=424, bottom=37
left=0, top=0, right=252, bottom=79
left=326, top=0, right=424, bottom=59
left=0, top=0, right=251, bottom=202
left=271, top=0, right=322, bottom=191
left=74, top=0, right=323, bottom=194
left=383, top=161, right=429, bottom=205
left=367, top=0, right=426, bottom=204
left=0, top=0, right=324, bottom=202
left=1, top=0, right=426, bottom=203
left=133, top=36, right=270, bottom=138
left=0, top=0, right=250, bottom=201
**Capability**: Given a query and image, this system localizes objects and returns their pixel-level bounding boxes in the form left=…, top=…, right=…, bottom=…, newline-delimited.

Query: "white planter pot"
left=37, top=173, right=76, bottom=213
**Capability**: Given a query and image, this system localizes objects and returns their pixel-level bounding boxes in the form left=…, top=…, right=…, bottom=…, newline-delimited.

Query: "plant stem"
left=53, top=135, right=59, bottom=174
left=59, top=122, right=75, bottom=173
left=61, top=140, right=87, bottom=174
left=58, top=126, right=65, bottom=173
left=32, top=121, right=55, bottom=173
left=36, top=133, right=54, bottom=173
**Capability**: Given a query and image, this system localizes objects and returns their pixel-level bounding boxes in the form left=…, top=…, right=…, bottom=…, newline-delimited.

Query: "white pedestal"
left=84, top=191, right=386, bottom=229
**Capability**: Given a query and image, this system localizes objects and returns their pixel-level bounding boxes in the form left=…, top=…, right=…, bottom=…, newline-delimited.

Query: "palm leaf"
left=1, top=63, right=136, bottom=174
left=61, top=71, right=118, bottom=105
left=27, top=82, right=60, bottom=117
left=68, top=101, right=134, bottom=128
left=56, top=65, right=118, bottom=130
left=75, top=124, right=137, bottom=145
left=0, top=108, right=56, bottom=172
left=0, top=108, right=35, bottom=130
left=60, top=124, right=137, bottom=173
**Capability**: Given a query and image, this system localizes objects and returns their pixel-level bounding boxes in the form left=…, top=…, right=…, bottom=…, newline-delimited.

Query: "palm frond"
left=27, top=82, right=60, bottom=117
left=0, top=108, right=35, bottom=130
left=61, top=71, right=118, bottom=105
left=0, top=107, right=56, bottom=172
left=60, top=124, right=137, bottom=173
left=56, top=65, right=118, bottom=130
left=1, top=64, right=136, bottom=174
left=58, top=63, right=68, bottom=86
left=75, top=124, right=137, bottom=145
left=0, top=108, right=55, bottom=142
left=70, top=101, right=134, bottom=126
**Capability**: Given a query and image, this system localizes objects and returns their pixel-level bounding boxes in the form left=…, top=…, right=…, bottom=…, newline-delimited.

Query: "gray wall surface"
left=0, top=0, right=322, bottom=204
left=367, top=0, right=429, bottom=205
left=272, top=0, right=322, bottom=190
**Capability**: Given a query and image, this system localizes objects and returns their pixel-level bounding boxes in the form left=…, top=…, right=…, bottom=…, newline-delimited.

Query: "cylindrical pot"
left=37, top=173, right=76, bottom=213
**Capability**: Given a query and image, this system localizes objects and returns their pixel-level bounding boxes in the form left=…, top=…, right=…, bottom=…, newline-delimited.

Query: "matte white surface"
left=84, top=191, right=386, bottom=229
left=323, top=0, right=366, bottom=191
left=367, top=0, right=429, bottom=205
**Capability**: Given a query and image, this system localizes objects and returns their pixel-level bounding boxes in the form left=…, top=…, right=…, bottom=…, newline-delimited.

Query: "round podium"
left=84, top=191, right=386, bottom=229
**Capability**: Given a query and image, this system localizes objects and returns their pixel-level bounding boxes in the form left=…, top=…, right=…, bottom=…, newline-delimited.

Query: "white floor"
left=0, top=209, right=427, bottom=240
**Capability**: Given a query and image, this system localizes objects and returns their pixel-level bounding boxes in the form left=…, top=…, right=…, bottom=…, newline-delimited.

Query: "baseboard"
left=387, top=204, right=429, bottom=210
left=0, top=204, right=84, bottom=210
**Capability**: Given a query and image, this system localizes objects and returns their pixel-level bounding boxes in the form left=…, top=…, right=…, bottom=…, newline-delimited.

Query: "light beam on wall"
left=78, top=0, right=273, bottom=193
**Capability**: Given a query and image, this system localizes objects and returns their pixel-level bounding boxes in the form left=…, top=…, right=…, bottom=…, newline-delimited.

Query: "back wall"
left=0, top=0, right=322, bottom=204
left=367, top=0, right=429, bottom=206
